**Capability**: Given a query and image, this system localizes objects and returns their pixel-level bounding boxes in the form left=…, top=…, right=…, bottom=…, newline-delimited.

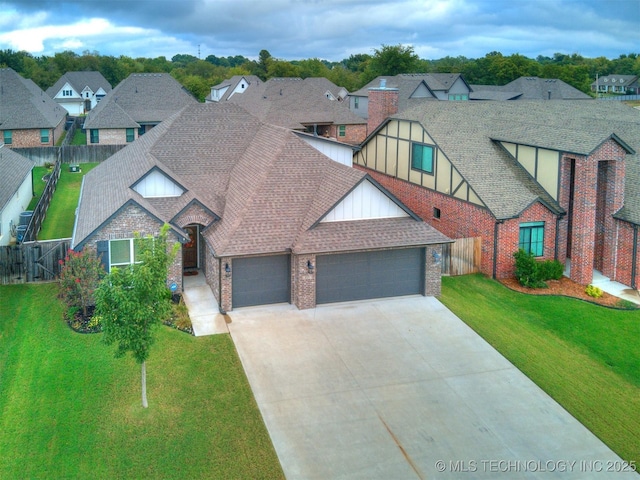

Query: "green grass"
left=440, top=274, right=640, bottom=464
left=0, top=284, right=284, bottom=479
left=28, top=166, right=51, bottom=210
left=70, top=130, right=87, bottom=145
left=38, top=163, right=98, bottom=240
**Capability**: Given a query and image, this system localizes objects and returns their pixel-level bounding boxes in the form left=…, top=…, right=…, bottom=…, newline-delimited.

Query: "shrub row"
left=514, top=249, right=564, bottom=288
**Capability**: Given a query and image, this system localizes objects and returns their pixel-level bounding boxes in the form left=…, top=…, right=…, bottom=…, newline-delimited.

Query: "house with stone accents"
left=355, top=94, right=640, bottom=288
left=72, top=103, right=450, bottom=311
left=218, top=77, right=367, bottom=145
left=46, top=71, right=112, bottom=115
left=82, top=73, right=197, bottom=145
left=0, top=68, right=67, bottom=148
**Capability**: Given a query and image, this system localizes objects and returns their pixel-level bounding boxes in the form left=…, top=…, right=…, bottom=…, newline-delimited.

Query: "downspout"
left=632, top=224, right=638, bottom=290
left=218, top=256, right=225, bottom=314
left=492, top=220, right=501, bottom=279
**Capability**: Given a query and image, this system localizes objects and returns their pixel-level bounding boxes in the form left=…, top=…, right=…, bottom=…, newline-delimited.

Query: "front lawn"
left=0, top=283, right=284, bottom=479
left=38, top=163, right=98, bottom=240
left=440, top=274, right=640, bottom=464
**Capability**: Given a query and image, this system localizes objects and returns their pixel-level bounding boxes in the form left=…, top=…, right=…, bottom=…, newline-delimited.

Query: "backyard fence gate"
left=441, top=237, right=482, bottom=276
left=0, top=239, right=70, bottom=285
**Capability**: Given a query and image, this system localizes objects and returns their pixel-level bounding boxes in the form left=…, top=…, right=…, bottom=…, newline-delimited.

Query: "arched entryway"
left=183, top=225, right=200, bottom=272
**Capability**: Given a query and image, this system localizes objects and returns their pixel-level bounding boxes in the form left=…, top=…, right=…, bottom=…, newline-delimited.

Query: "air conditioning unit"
left=69, top=164, right=80, bottom=172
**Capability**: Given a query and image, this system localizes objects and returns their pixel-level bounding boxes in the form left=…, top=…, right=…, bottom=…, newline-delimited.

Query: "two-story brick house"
left=355, top=90, right=640, bottom=288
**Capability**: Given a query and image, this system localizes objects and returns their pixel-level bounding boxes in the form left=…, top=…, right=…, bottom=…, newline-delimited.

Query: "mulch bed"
left=66, top=305, right=102, bottom=334
left=499, top=276, right=636, bottom=308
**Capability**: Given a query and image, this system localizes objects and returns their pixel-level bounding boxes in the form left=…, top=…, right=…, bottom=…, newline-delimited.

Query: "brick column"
left=570, top=157, right=598, bottom=285
left=220, top=258, right=233, bottom=313
left=293, top=254, right=316, bottom=309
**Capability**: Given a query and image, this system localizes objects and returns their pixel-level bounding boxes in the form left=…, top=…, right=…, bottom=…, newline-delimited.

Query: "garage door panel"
left=316, top=249, right=424, bottom=304
left=232, top=255, right=290, bottom=308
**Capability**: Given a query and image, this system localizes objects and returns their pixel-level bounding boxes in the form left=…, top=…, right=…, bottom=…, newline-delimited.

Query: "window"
left=433, top=207, right=441, bottom=219
left=448, top=94, right=468, bottom=101
left=109, top=239, right=141, bottom=270
left=40, top=129, right=49, bottom=143
left=138, top=126, right=146, bottom=136
left=338, top=125, right=346, bottom=137
left=90, top=129, right=99, bottom=144
left=519, top=222, right=545, bottom=257
left=411, top=142, right=434, bottom=174
left=354, top=97, right=359, bottom=109
left=126, top=128, right=135, bottom=142
left=3, top=130, right=11, bottom=145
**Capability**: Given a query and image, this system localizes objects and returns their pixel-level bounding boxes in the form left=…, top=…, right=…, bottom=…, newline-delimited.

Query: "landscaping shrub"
left=514, top=249, right=547, bottom=288
left=59, top=249, right=104, bottom=317
left=585, top=285, right=603, bottom=298
left=514, top=250, right=565, bottom=288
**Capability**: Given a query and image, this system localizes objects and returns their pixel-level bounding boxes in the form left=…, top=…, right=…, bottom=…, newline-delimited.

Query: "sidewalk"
left=181, top=271, right=229, bottom=336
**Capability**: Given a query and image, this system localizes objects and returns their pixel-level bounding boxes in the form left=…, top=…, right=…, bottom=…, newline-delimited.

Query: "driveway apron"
left=227, top=296, right=634, bottom=479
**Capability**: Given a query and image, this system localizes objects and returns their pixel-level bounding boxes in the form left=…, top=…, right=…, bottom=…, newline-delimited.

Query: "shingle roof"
left=83, top=73, right=197, bottom=129
left=471, top=77, right=591, bottom=100
left=0, top=68, right=67, bottom=129
left=392, top=100, right=640, bottom=221
left=74, top=103, right=449, bottom=254
left=0, top=146, right=33, bottom=212
left=45, top=71, right=112, bottom=97
left=226, top=77, right=365, bottom=129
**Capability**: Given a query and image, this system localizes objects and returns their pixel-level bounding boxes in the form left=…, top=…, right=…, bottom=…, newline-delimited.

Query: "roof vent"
left=380, top=79, right=387, bottom=88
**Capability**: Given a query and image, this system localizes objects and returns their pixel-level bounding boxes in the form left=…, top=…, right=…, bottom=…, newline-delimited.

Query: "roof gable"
left=0, top=146, right=33, bottom=211
left=131, top=167, right=186, bottom=198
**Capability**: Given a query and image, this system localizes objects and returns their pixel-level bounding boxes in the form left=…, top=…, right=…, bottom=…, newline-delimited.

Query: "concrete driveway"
left=227, top=296, right=635, bottom=479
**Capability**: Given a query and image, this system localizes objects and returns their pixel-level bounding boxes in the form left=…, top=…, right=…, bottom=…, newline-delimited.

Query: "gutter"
left=492, top=220, right=502, bottom=279
left=70, top=176, right=85, bottom=250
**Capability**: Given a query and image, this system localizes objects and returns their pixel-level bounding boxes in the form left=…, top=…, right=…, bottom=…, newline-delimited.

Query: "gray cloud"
left=0, top=0, right=638, bottom=60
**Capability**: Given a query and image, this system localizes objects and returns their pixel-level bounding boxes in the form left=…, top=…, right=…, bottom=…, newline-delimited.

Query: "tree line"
left=1, top=45, right=639, bottom=102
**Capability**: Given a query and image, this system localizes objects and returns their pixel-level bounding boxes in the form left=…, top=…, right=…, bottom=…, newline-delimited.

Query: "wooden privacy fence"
left=441, top=237, right=482, bottom=276
left=0, top=239, right=70, bottom=284
left=12, top=144, right=125, bottom=166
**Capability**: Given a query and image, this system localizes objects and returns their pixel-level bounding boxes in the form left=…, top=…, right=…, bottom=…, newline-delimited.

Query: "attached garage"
left=316, top=248, right=424, bottom=304
left=232, top=255, right=291, bottom=308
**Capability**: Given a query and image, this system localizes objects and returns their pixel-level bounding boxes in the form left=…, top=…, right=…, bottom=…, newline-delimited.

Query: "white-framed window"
left=109, top=238, right=141, bottom=270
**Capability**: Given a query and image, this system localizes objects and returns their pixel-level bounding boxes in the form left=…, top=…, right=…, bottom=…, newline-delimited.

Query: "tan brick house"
left=72, top=103, right=450, bottom=311
left=355, top=95, right=640, bottom=288
left=0, top=68, right=67, bottom=148
left=82, top=73, right=197, bottom=145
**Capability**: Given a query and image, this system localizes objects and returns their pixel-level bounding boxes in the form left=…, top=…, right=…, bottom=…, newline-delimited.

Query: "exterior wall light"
left=432, top=249, right=441, bottom=265
left=307, top=260, right=315, bottom=273
left=225, top=262, right=231, bottom=277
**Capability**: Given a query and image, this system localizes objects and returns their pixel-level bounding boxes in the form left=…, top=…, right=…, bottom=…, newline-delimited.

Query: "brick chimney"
left=367, top=79, right=399, bottom=134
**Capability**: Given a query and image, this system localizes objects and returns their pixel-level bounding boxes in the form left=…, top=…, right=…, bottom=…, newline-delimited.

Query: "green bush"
left=513, top=250, right=565, bottom=288
left=538, top=258, right=564, bottom=280
left=585, top=285, right=603, bottom=298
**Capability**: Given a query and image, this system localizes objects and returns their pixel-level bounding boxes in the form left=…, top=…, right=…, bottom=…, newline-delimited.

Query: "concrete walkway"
left=565, top=260, right=640, bottom=305
left=227, top=296, right=635, bottom=479
left=181, top=271, right=229, bottom=336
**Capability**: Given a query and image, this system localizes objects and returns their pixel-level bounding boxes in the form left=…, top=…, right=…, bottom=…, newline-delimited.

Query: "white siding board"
left=133, top=170, right=184, bottom=198
left=321, top=180, right=408, bottom=222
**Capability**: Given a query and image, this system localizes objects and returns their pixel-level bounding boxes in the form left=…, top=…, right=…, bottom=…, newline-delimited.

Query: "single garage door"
left=316, top=248, right=424, bottom=304
left=232, top=255, right=290, bottom=308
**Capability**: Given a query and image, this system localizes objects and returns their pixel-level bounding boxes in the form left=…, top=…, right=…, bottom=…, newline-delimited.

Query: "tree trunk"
left=141, top=361, right=148, bottom=408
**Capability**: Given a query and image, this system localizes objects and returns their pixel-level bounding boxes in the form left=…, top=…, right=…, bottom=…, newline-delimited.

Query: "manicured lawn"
left=28, top=166, right=51, bottom=210
left=38, top=163, right=98, bottom=240
left=0, top=283, right=284, bottom=479
left=440, top=274, right=640, bottom=464
left=70, top=129, right=87, bottom=145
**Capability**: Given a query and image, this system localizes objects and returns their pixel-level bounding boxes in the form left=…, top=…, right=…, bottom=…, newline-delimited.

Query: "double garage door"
left=231, top=249, right=424, bottom=308
left=316, top=248, right=425, bottom=305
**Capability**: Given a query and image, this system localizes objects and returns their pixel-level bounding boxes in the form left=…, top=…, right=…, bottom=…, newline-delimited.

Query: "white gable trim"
left=132, top=169, right=185, bottom=198
left=321, top=179, right=409, bottom=222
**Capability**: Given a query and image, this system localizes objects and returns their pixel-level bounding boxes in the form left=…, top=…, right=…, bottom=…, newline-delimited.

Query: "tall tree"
left=363, top=44, right=421, bottom=83
left=95, top=224, right=179, bottom=408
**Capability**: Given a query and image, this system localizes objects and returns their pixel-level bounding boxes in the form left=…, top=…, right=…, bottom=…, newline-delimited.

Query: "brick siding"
left=5, top=121, right=65, bottom=147
left=367, top=88, right=399, bottom=134
left=88, top=128, right=136, bottom=145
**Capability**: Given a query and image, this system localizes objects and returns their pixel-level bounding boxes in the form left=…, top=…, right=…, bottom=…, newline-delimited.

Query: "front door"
left=183, top=226, right=198, bottom=269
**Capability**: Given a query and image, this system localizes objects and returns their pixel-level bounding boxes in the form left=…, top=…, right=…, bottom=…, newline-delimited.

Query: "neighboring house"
left=0, top=68, right=67, bottom=148
left=0, top=145, right=33, bottom=246
left=217, top=77, right=367, bottom=144
left=355, top=95, right=640, bottom=289
left=82, top=73, right=198, bottom=145
left=348, top=73, right=472, bottom=121
left=46, top=71, right=112, bottom=115
left=72, top=103, right=449, bottom=312
left=205, top=75, right=261, bottom=102
left=471, top=77, right=592, bottom=100
left=591, top=75, right=639, bottom=95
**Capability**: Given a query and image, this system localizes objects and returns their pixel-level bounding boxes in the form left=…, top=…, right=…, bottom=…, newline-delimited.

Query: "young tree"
left=95, top=224, right=179, bottom=408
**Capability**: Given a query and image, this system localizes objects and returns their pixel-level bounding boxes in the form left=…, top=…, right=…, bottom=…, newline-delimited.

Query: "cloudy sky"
left=0, top=0, right=638, bottom=62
